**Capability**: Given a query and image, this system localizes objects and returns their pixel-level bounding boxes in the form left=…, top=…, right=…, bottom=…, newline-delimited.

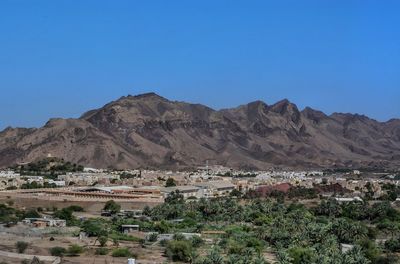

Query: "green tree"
left=230, top=189, right=243, bottom=198
left=356, top=238, right=380, bottom=263
left=103, top=200, right=121, bottom=214
left=288, top=247, right=316, bottom=264
left=316, top=198, right=342, bottom=217
left=98, top=236, right=108, bottom=247
left=165, top=178, right=176, bottom=187
left=165, top=240, right=193, bottom=262
left=53, top=207, right=77, bottom=225
left=385, top=238, right=400, bottom=252
left=342, top=246, right=371, bottom=264
left=81, top=218, right=110, bottom=237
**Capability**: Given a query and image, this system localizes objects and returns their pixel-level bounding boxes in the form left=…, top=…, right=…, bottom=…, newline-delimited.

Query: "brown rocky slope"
left=1, top=93, right=399, bottom=170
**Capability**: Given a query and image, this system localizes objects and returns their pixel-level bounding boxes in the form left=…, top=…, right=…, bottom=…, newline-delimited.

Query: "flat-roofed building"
left=121, top=224, right=140, bottom=233
left=194, top=181, right=236, bottom=197
left=161, top=185, right=201, bottom=199
left=334, top=196, right=363, bottom=203
left=22, top=218, right=67, bottom=227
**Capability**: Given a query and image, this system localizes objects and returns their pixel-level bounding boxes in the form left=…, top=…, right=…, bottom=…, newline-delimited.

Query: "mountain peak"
left=130, top=92, right=166, bottom=100
left=269, top=99, right=297, bottom=113
left=302, top=107, right=327, bottom=122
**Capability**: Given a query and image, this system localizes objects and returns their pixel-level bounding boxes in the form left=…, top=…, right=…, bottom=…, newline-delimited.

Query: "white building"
left=161, top=186, right=201, bottom=199
left=194, top=181, right=236, bottom=198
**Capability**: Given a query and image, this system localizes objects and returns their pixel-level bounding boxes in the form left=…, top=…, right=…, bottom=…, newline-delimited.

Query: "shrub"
left=173, top=233, right=186, bottom=241
left=165, top=178, right=176, bottom=187
left=81, top=218, right=109, bottom=237
left=67, top=244, right=84, bottom=256
left=191, top=236, right=204, bottom=247
left=103, top=200, right=121, bottom=214
left=385, top=238, right=400, bottom=252
left=159, top=239, right=168, bottom=247
left=148, top=233, right=158, bottom=242
left=111, top=247, right=134, bottom=258
left=98, top=236, right=108, bottom=247
left=22, top=209, right=40, bottom=219
left=95, top=248, right=109, bottom=255
left=15, top=241, right=29, bottom=253
left=67, top=205, right=84, bottom=212
left=288, top=247, right=316, bottom=264
left=165, top=240, right=193, bottom=262
left=49, top=247, right=67, bottom=257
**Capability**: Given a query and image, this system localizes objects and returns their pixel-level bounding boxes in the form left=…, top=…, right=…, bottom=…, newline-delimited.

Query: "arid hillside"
left=1, top=93, right=399, bottom=169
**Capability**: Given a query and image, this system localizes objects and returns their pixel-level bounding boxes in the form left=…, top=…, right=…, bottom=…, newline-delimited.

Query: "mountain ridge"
left=1, top=93, right=399, bottom=170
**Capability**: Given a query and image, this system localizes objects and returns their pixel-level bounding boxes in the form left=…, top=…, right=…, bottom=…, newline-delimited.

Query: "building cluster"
left=161, top=180, right=236, bottom=199
left=57, top=172, right=120, bottom=186
left=0, top=170, right=67, bottom=189
left=1, top=167, right=399, bottom=203
left=22, top=217, right=66, bottom=228
left=0, top=170, right=21, bottom=189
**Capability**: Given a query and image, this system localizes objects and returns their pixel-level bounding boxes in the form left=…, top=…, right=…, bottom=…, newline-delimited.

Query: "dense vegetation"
left=0, top=203, right=41, bottom=224
left=68, top=192, right=400, bottom=263
left=142, top=193, right=399, bottom=263
left=12, top=157, right=84, bottom=178
left=3, top=187, right=400, bottom=263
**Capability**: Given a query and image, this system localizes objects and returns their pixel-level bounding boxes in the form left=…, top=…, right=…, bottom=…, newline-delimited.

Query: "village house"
left=121, top=224, right=140, bottom=233
left=161, top=185, right=201, bottom=199
left=22, top=217, right=67, bottom=228
left=193, top=181, right=236, bottom=197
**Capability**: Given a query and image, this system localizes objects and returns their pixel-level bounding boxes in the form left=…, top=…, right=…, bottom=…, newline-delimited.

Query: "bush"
left=111, top=247, right=134, bottom=258
left=67, top=205, right=84, bottom=212
left=22, top=209, right=41, bottom=219
left=67, top=244, right=84, bottom=256
left=191, top=236, right=204, bottom=247
left=95, top=248, right=109, bottom=255
left=49, top=247, right=67, bottom=257
left=159, top=239, right=168, bottom=247
left=148, top=233, right=158, bottom=242
left=385, top=238, right=400, bottom=252
left=165, top=178, right=176, bottom=187
left=165, top=240, right=193, bottom=262
left=15, top=241, right=29, bottom=253
left=103, top=200, right=121, bottom=214
left=173, top=233, right=186, bottom=241
left=98, top=236, right=108, bottom=247
left=81, top=218, right=109, bottom=237
left=288, top=246, right=316, bottom=264
left=109, top=233, right=143, bottom=243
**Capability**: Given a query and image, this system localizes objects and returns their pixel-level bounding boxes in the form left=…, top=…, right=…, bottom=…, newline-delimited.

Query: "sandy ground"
left=0, top=194, right=160, bottom=213
left=0, top=225, right=168, bottom=264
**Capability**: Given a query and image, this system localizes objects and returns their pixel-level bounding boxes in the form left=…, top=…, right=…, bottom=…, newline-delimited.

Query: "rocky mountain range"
left=1, top=92, right=399, bottom=170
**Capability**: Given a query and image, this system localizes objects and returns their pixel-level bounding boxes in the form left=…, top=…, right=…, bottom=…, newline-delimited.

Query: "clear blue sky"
left=1, top=1, right=399, bottom=129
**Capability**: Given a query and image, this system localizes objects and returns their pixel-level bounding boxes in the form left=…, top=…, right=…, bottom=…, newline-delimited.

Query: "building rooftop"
left=161, top=185, right=200, bottom=193
left=194, top=181, right=235, bottom=189
left=78, top=185, right=134, bottom=193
